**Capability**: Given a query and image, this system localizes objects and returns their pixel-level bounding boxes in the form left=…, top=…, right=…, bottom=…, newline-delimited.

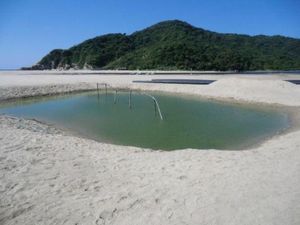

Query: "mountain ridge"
left=24, top=20, right=300, bottom=71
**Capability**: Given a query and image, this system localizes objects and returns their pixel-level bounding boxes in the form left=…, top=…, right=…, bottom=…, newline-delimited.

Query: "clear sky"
left=0, top=0, right=299, bottom=69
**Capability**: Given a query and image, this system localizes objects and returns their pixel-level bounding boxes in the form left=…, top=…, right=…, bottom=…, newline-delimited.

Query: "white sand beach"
left=1, top=71, right=300, bottom=225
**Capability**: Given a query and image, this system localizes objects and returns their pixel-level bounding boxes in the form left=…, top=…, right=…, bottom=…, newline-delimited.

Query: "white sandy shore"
left=1, top=71, right=300, bottom=225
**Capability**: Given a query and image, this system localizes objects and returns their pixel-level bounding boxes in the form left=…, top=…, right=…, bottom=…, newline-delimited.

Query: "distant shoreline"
left=1, top=69, right=300, bottom=75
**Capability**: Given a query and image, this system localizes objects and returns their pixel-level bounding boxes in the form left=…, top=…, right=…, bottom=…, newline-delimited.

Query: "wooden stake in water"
left=97, top=83, right=100, bottom=101
left=154, top=99, right=157, bottom=116
left=105, top=84, right=107, bottom=96
left=129, top=91, right=132, bottom=109
left=114, top=90, right=118, bottom=104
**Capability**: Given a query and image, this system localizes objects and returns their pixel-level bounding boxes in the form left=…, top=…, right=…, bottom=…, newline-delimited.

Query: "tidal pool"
left=0, top=91, right=290, bottom=150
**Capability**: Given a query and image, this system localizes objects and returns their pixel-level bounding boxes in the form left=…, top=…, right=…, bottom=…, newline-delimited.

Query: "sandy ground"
left=1, top=71, right=300, bottom=225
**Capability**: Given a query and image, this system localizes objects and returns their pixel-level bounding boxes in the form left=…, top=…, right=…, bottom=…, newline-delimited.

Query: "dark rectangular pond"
left=0, top=91, right=290, bottom=150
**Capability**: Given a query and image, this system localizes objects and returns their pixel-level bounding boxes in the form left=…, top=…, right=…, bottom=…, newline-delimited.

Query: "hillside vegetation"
left=26, top=20, right=300, bottom=71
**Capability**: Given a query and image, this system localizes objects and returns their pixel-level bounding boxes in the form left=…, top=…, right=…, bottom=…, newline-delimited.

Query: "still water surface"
left=0, top=91, right=289, bottom=150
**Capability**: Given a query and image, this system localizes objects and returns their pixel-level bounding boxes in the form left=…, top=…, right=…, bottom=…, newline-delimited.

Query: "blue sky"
left=0, top=0, right=299, bottom=69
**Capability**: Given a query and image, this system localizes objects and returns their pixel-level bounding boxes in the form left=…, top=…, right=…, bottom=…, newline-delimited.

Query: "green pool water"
left=0, top=91, right=289, bottom=150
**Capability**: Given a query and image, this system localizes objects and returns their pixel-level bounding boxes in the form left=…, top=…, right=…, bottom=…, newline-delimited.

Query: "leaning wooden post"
left=142, top=93, right=163, bottom=120
left=114, top=90, right=118, bottom=104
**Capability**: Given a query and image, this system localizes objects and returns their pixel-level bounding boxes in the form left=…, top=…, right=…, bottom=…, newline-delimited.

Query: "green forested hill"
left=26, top=20, right=300, bottom=71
